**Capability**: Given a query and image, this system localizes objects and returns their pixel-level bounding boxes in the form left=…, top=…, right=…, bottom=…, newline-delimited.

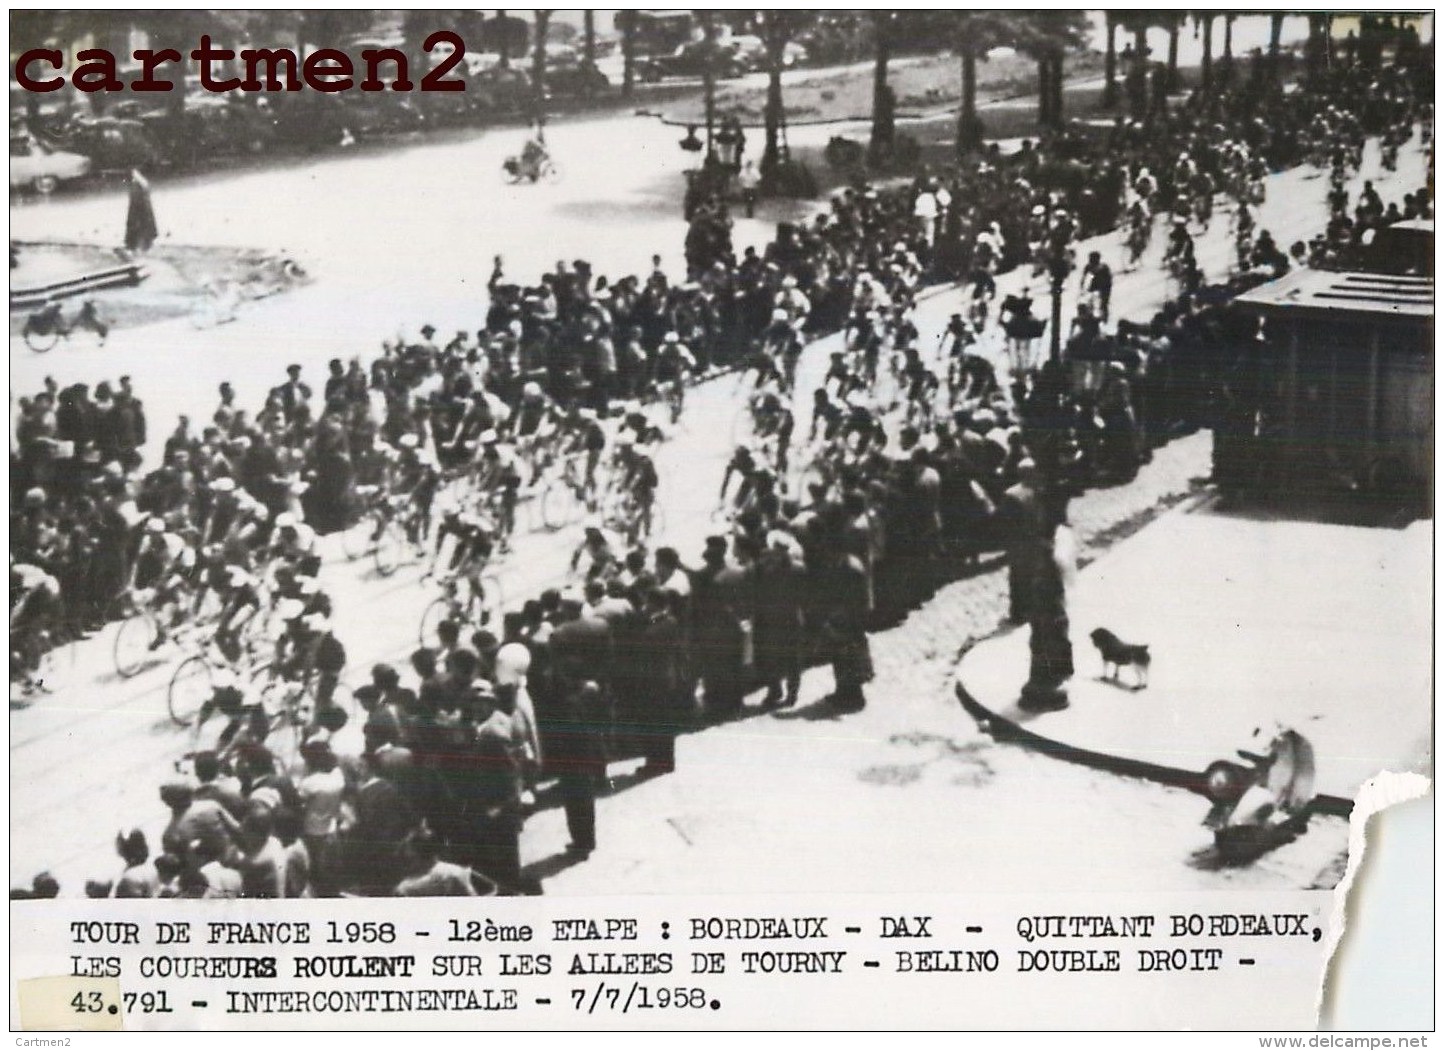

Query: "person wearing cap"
left=819, top=541, right=872, bottom=713
left=754, top=530, right=806, bottom=708
left=271, top=365, right=312, bottom=424
left=161, top=776, right=238, bottom=865
left=394, top=825, right=477, bottom=896
left=296, top=734, right=345, bottom=893
left=112, top=829, right=159, bottom=898
left=654, top=332, right=696, bottom=423
left=570, top=519, right=619, bottom=582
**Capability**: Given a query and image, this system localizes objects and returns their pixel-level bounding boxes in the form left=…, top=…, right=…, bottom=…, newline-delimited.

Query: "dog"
left=1090, top=628, right=1150, bottom=689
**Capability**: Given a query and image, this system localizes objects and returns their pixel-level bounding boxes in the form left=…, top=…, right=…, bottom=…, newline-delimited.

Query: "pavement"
left=8, top=102, right=1431, bottom=894
left=954, top=494, right=1433, bottom=804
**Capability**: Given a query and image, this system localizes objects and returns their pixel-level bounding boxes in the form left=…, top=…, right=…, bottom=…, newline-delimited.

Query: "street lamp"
left=1047, top=252, right=1072, bottom=362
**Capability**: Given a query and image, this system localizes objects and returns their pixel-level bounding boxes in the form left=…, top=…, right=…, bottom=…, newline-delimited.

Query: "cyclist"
left=616, top=445, right=660, bottom=541
left=773, top=274, right=811, bottom=330
left=751, top=390, right=795, bottom=476
left=571, top=519, right=620, bottom=582
left=655, top=332, right=697, bottom=421
left=562, top=406, right=608, bottom=502
left=476, top=431, right=523, bottom=547
left=10, top=561, right=62, bottom=692
left=520, top=127, right=550, bottom=182
left=967, top=264, right=997, bottom=329
left=267, top=512, right=319, bottom=577
left=719, top=444, right=759, bottom=515
left=390, top=432, right=442, bottom=543
left=196, top=669, right=269, bottom=756
left=759, top=309, right=802, bottom=392
left=431, top=506, right=499, bottom=625
left=1079, top=250, right=1113, bottom=323
left=809, top=387, right=846, bottom=444
left=274, top=610, right=348, bottom=728
left=131, top=517, right=195, bottom=650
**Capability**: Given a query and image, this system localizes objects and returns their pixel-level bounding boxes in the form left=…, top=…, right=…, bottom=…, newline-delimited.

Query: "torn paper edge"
left=1315, top=770, right=1433, bottom=1024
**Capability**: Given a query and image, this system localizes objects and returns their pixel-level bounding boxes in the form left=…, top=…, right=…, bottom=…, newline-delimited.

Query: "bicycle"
left=9, top=606, right=77, bottom=703
left=372, top=496, right=430, bottom=577
left=601, top=484, right=665, bottom=547
left=538, top=453, right=592, bottom=531
left=247, top=661, right=356, bottom=762
left=112, top=587, right=206, bottom=679
left=23, top=298, right=109, bottom=353
left=337, top=483, right=387, bottom=561
left=418, top=569, right=505, bottom=650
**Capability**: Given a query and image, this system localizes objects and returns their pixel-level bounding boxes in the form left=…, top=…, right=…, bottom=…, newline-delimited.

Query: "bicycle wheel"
left=167, top=655, right=213, bottom=728
left=541, top=159, right=562, bottom=184
left=113, top=611, right=159, bottom=679
left=373, top=520, right=406, bottom=577
left=24, top=322, right=59, bottom=354
left=418, top=596, right=454, bottom=650
left=539, top=477, right=579, bottom=531
left=731, top=402, right=755, bottom=446
left=478, top=572, right=505, bottom=628
left=339, top=505, right=379, bottom=561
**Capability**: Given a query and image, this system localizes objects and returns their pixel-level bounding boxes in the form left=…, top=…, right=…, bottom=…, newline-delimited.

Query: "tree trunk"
left=1200, top=16, right=1214, bottom=94
left=582, top=9, right=595, bottom=66
left=532, top=10, right=550, bottom=124
left=763, top=62, right=783, bottom=176
left=957, top=47, right=981, bottom=153
left=1222, top=14, right=1234, bottom=82
left=1037, top=58, right=1052, bottom=127
left=1166, top=20, right=1180, bottom=91
left=1269, top=13, right=1284, bottom=80
left=619, top=10, right=635, bottom=98
left=497, top=11, right=511, bottom=68
left=698, top=12, right=718, bottom=157
left=868, top=13, right=894, bottom=163
left=1102, top=14, right=1118, bottom=107
left=1052, top=54, right=1065, bottom=126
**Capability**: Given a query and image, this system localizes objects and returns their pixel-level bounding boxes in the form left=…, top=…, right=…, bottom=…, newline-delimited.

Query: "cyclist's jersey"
left=394, top=451, right=440, bottom=495
left=513, top=396, right=553, bottom=438
left=135, top=533, right=191, bottom=589
left=726, top=447, right=757, bottom=478
left=271, top=524, right=318, bottom=562
left=625, top=457, right=659, bottom=496
left=11, top=564, right=60, bottom=601
left=655, top=343, right=696, bottom=381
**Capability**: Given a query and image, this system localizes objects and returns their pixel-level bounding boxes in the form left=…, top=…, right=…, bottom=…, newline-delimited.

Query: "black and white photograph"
left=6, top=8, right=1433, bottom=1028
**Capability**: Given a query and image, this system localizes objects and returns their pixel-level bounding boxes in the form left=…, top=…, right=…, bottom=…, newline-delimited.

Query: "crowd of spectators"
left=11, top=40, right=1432, bottom=898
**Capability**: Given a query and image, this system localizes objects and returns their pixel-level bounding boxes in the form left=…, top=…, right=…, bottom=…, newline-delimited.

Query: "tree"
left=532, top=10, right=551, bottom=124
left=582, top=9, right=596, bottom=66
left=758, top=11, right=814, bottom=178
left=954, top=12, right=1016, bottom=154
left=1016, top=11, right=1089, bottom=130
left=1102, top=12, right=1120, bottom=108
left=617, top=10, right=637, bottom=98
left=1195, top=12, right=1217, bottom=95
left=1221, top=12, right=1236, bottom=84
left=1165, top=13, right=1182, bottom=91
left=868, top=12, right=895, bottom=164
left=1268, top=12, right=1286, bottom=80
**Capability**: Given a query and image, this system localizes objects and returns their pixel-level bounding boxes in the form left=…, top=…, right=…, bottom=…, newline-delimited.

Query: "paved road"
left=8, top=122, right=1429, bottom=892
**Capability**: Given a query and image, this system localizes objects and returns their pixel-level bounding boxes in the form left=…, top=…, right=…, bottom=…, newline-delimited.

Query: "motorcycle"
left=502, top=152, right=561, bottom=185
left=1201, top=727, right=1316, bottom=864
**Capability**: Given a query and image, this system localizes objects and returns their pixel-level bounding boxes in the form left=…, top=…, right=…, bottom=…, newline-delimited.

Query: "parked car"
left=43, top=115, right=161, bottom=171
left=637, top=41, right=746, bottom=83
left=547, top=58, right=610, bottom=99
left=111, top=96, right=276, bottom=167
left=723, top=35, right=808, bottom=73
left=9, top=133, right=91, bottom=193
